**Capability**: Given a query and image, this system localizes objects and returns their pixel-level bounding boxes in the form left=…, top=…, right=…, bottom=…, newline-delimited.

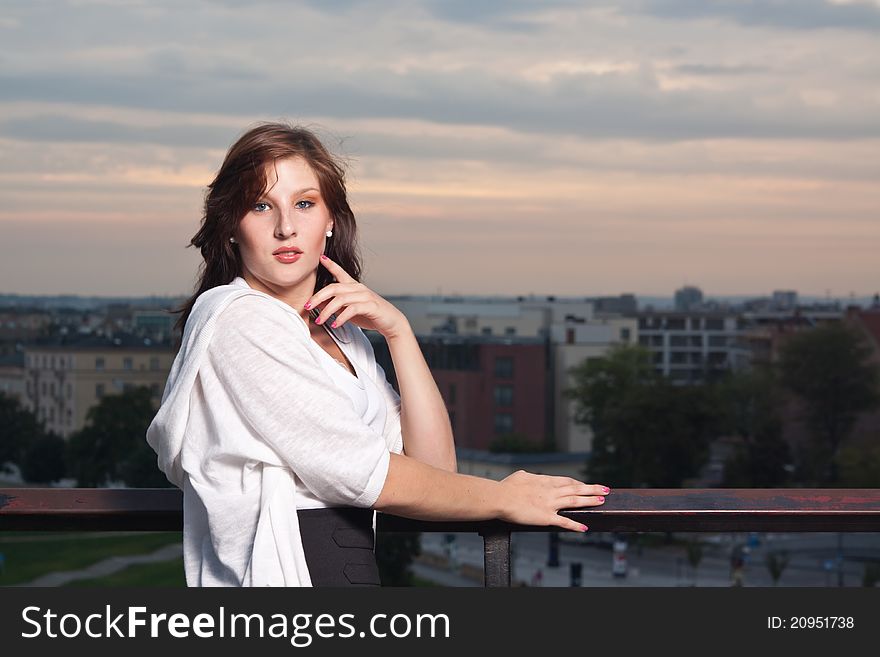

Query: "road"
left=418, top=531, right=880, bottom=587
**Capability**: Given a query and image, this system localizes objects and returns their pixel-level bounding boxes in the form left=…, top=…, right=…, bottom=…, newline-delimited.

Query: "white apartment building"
left=551, top=314, right=638, bottom=452
left=637, top=311, right=750, bottom=384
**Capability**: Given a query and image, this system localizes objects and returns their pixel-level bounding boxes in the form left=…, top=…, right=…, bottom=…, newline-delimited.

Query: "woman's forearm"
left=385, top=319, right=457, bottom=472
left=374, top=450, right=608, bottom=533
left=373, top=452, right=501, bottom=520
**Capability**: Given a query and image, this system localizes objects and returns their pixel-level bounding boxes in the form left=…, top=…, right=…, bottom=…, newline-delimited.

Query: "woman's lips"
left=273, top=252, right=302, bottom=263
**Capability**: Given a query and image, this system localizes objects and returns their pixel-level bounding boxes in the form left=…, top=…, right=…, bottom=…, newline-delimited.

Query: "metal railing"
left=2, top=488, right=879, bottom=586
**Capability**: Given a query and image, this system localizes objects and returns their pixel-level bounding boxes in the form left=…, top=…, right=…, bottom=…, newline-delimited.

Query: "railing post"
left=479, top=528, right=511, bottom=587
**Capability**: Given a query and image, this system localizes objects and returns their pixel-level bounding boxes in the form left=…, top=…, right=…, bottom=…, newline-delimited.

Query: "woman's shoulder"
left=217, top=293, right=309, bottom=337
left=188, top=288, right=311, bottom=353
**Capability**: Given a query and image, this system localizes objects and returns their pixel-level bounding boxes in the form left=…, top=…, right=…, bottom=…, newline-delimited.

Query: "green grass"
left=411, top=576, right=439, bottom=587
left=64, top=557, right=186, bottom=587
left=0, top=531, right=183, bottom=586
left=0, top=530, right=435, bottom=588
left=66, top=562, right=438, bottom=588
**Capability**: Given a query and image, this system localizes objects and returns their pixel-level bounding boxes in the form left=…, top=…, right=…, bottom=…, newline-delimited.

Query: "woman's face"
left=234, top=156, right=332, bottom=303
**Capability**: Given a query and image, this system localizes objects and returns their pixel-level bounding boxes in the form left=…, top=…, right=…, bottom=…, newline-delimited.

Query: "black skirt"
left=296, top=506, right=382, bottom=587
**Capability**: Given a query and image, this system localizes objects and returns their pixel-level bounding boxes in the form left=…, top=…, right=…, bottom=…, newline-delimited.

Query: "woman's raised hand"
left=305, top=254, right=409, bottom=339
left=498, top=470, right=609, bottom=532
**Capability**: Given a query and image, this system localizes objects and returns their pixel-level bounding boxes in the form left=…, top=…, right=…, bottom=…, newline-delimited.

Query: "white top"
left=145, top=276, right=403, bottom=586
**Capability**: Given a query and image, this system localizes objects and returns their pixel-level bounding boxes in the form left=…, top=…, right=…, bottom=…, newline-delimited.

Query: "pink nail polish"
left=331, top=321, right=337, bottom=328
left=315, top=317, right=322, bottom=324
left=320, top=254, right=328, bottom=260
left=581, top=525, right=589, bottom=532
left=602, top=486, right=611, bottom=494
left=304, top=302, right=311, bottom=309
left=598, top=496, right=605, bottom=502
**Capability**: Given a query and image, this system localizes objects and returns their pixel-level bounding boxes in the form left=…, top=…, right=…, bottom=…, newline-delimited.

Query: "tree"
left=862, top=563, right=880, bottom=588
left=66, top=386, right=164, bottom=487
left=375, top=532, right=421, bottom=586
left=564, top=345, right=657, bottom=486
left=606, top=382, right=718, bottom=487
left=719, top=367, right=791, bottom=487
left=766, top=550, right=790, bottom=585
left=837, top=442, right=880, bottom=487
left=564, top=345, right=720, bottom=487
left=20, top=430, right=66, bottom=484
left=685, top=538, right=704, bottom=586
left=0, top=392, right=43, bottom=474
left=117, top=438, right=175, bottom=488
left=777, top=323, right=880, bottom=484
left=564, top=344, right=659, bottom=442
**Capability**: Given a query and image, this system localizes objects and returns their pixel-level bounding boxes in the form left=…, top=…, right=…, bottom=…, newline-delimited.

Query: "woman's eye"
left=254, top=202, right=270, bottom=212
left=295, top=200, right=315, bottom=210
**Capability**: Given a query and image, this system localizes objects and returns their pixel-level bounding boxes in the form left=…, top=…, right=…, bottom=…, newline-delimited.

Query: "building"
left=21, top=336, right=176, bottom=438
left=132, top=310, right=176, bottom=343
left=0, top=310, right=53, bottom=341
left=0, top=352, right=26, bottom=400
left=592, top=294, right=638, bottom=315
left=389, top=297, right=548, bottom=338
left=637, top=311, right=750, bottom=384
left=551, top=312, right=638, bottom=452
left=739, top=305, right=843, bottom=366
left=454, top=448, right=591, bottom=481
left=369, top=331, right=550, bottom=452
left=674, top=286, right=704, bottom=311
left=381, top=295, right=637, bottom=453
left=771, top=290, right=798, bottom=310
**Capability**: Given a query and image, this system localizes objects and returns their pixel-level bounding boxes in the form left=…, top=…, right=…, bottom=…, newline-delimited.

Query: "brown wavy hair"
left=170, top=122, right=363, bottom=348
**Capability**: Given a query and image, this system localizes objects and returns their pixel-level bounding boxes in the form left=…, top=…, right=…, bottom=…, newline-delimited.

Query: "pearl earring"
left=229, top=237, right=235, bottom=243
left=326, top=229, right=333, bottom=237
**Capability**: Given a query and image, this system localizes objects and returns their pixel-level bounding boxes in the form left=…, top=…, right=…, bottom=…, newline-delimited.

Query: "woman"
left=146, top=121, right=610, bottom=587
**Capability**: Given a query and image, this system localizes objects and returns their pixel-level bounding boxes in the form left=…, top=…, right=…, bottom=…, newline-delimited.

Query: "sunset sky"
left=1, top=0, right=878, bottom=299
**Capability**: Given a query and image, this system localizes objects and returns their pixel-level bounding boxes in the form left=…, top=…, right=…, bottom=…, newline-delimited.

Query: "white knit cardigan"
left=146, top=277, right=403, bottom=586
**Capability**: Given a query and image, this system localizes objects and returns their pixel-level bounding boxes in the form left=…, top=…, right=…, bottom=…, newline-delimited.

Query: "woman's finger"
left=328, top=303, right=363, bottom=329
left=554, top=515, right=589, bottom=533
left=305, top=282, right=351, bottom=310
left=559, top=483, right=607, bottom=499
left=314, top=295, right=351, bottom=326
left=557, top=494, right=606, bottom=510
left=317, top=290, right=375, bottom=324
left=319, top=254, right=356, bottom=283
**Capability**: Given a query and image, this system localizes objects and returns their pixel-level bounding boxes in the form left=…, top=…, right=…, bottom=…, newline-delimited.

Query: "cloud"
left=638, top=0, right=880, bottom=32
left=0, top=115, right=235, bottom=148
left=0, top=0, right=877, bottom=143
left=418, top=0, right=581, bottom=31
left=2, top=60, right=878, bottom=142
left=672, top=63, right=769, bottom=76
left=0, top=0, right=878, bottom=296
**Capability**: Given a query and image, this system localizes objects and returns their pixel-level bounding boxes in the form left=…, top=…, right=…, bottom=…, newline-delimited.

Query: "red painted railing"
left=2, top=488, right=879, bottom=586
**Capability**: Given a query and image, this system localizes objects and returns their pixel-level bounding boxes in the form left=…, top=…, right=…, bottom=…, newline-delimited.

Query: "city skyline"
left=1, top=1, right=878, bottom=297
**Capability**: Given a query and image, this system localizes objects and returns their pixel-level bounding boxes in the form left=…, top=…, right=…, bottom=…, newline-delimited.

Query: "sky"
left=0, top=0, right=878, bottom=298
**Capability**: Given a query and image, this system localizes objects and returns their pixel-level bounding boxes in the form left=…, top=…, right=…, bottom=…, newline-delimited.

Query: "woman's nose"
left=274, top=209, right=295, bottom=237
